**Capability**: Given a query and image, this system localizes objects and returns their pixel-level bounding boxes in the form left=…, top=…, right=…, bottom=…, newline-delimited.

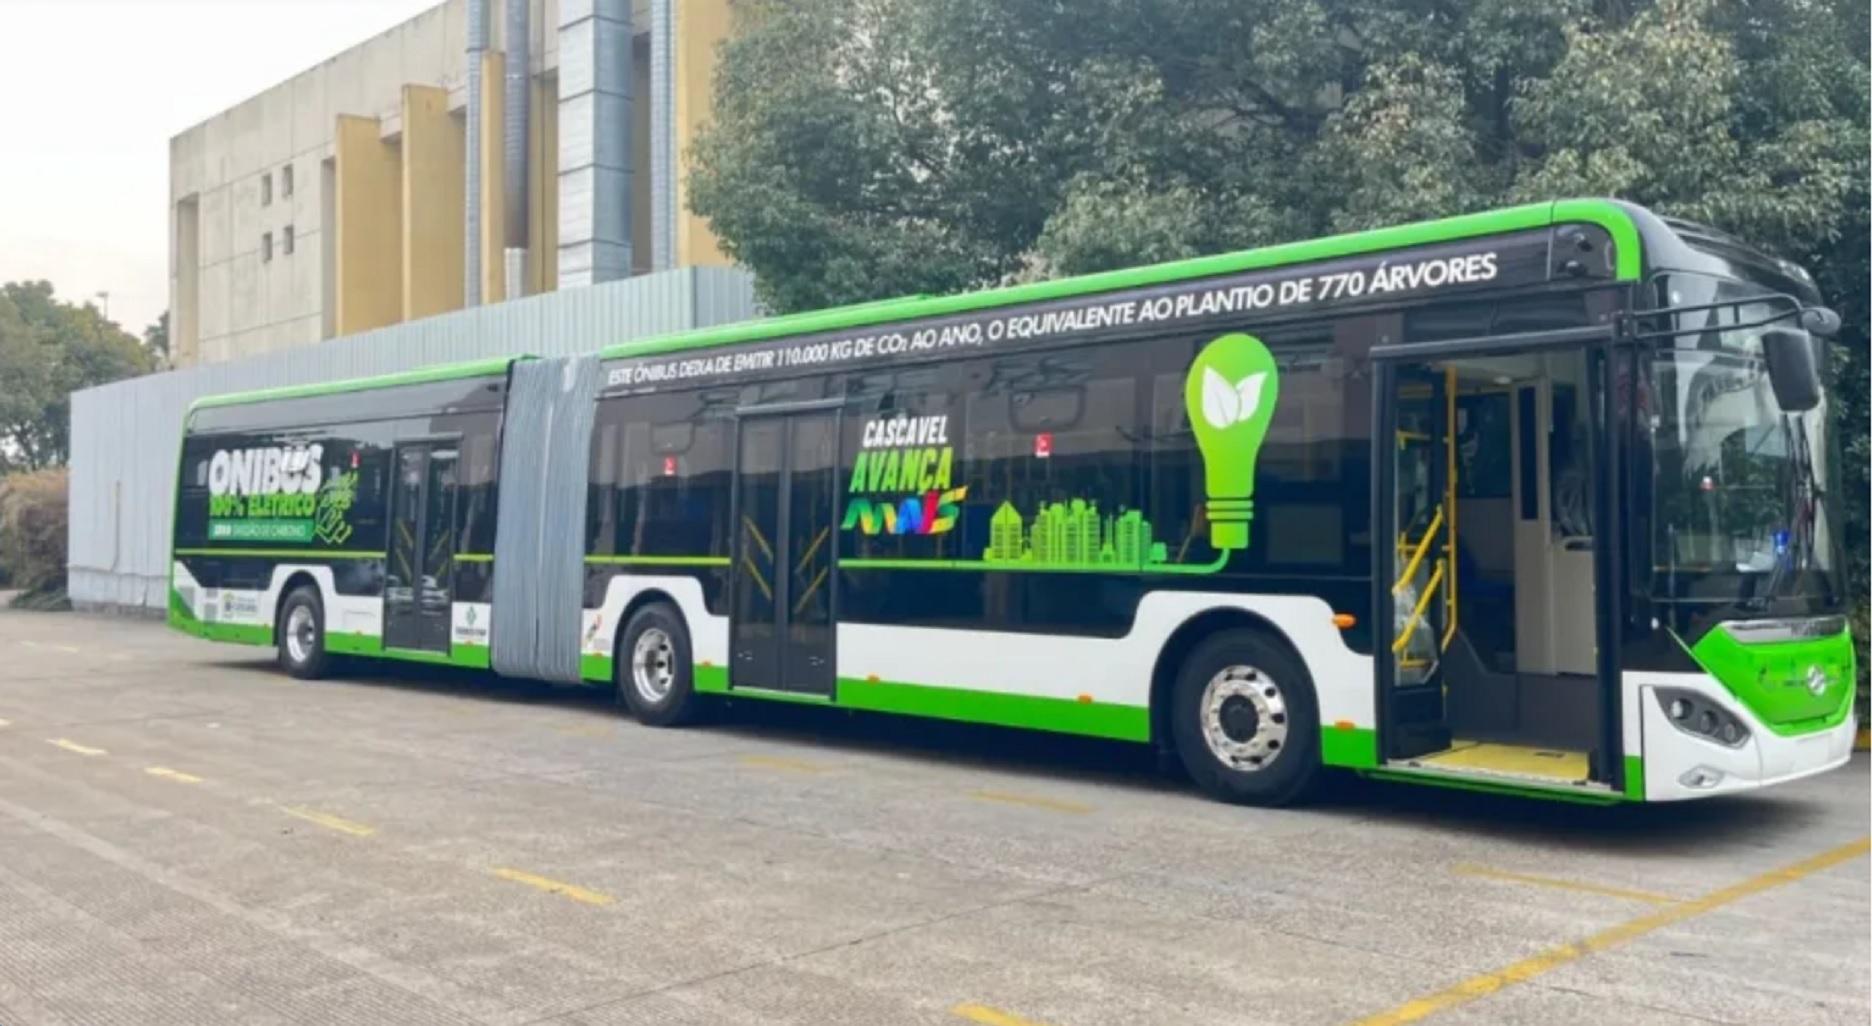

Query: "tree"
left=692, top=0, right=1869, bottom=681
left=143, top=310, right=170, bottom=368
left=0, top=281, right=155, bottom=472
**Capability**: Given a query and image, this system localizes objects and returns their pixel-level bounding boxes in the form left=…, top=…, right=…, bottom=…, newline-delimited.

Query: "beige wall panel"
left=674, top=0, right=730, bottom=267
left=334, top=115, right=404, bottom=334
left=480, top=50, right=507, bottom=301
left=528, top=75, right=559, bottom=292
left=402, top=84, right=466, bottom=319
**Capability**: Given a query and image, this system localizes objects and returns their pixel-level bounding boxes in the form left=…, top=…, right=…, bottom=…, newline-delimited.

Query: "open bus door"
left=1372, top=326, right=1623, bottom=792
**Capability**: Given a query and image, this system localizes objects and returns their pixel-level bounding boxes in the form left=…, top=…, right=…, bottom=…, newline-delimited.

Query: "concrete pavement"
left=0, top=606, right=1866, bottom=1026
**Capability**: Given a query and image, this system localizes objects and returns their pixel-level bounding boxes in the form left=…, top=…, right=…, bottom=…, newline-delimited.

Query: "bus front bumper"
left=1636, top=673, right=1858, bottom=802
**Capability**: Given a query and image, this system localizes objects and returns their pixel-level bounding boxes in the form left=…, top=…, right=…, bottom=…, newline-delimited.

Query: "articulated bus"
left=170, top=199, right=1858, bottom=805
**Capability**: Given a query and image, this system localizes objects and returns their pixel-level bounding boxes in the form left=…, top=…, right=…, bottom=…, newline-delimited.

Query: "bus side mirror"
left=1762, top=326, right=1822, bottom=412
left=1799, top=306, right=1841, bottom=337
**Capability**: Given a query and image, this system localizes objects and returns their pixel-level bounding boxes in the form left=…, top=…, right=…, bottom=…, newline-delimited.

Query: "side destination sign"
left=603, top=228, right=1583, bottom=392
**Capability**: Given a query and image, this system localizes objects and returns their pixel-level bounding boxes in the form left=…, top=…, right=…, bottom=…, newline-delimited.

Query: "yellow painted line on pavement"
left=491, top=867, right=616, bottom=906
left=280, top=805, right=376, bottom=838
left=145, top=766, right=204, bottom=785
left=969, top=789, right=1092, bottom=815
left=738, top=754, right=831, bottom=774
left=52, top=644, right=81, bottom=654
left=1453, top=864, right=1681, bottom=906
left=0, top=718, right=11, bottom=728
left=46, top=738, right=107, bottom=757
left=953, top=1003, right=1054, bottom=1026
left=1349, top=836, right=1872, bottom=1026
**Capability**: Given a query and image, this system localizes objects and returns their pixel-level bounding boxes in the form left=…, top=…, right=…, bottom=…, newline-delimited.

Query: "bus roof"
left=186, top=356, right=520, bottom=416
left=598, top=198, right=1650, bottom=364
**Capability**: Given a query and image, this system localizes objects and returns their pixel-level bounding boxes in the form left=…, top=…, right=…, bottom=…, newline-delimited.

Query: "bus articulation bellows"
left=169, top=199, right=1858, bottom=805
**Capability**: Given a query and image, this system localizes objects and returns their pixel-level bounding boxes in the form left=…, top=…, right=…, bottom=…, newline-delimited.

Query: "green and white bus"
left=170, top=199, right=1858, bottom=805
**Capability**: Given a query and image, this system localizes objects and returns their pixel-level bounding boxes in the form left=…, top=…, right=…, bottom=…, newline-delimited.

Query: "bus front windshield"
left=1646, top=280, right=1839, bottom=612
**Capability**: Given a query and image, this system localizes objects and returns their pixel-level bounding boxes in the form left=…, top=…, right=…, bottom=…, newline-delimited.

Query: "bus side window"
left=962, top=350, right=1144, bottom=563
left=602, top=392, right=732, bottom=561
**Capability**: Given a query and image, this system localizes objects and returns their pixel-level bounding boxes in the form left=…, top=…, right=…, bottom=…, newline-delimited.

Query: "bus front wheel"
left=276, top=586, right=330, bottom=680
left=1170, top=629, right=1320, bottom=806
left=617, top=602, right=702, bottom=727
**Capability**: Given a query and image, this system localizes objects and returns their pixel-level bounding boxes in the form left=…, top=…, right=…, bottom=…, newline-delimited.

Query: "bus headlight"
left=1656, top=688, right=1750, bottom=748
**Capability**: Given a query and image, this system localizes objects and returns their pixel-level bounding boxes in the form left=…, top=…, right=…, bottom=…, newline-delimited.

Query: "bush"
left=0, top=467, right=69, bottom=601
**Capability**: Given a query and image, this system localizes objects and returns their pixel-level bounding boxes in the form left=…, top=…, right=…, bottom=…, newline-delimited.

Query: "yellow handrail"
left=1391, top=560, right=1446, bottom=653
left=1393, top=504, right=1444, bottom=594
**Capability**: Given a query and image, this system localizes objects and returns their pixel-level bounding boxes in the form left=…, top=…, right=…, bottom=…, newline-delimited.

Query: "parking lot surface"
left=1, top=606, right=1867, bottom=1026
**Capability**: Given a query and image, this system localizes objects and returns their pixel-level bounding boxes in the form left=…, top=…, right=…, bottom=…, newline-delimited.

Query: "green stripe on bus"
left=325, top=632, right=491, bottom=669
left=174, top=548, right=384, bottom=559
left=840, top=550, right=1230, bottom=575
left=833, top=677, right=1149, bottom=740
left=1623, top=755, right=1645, bottom=800
left=584, top=555, right=732, bottom=567
left=1321, top=725, right=1379, bottom=769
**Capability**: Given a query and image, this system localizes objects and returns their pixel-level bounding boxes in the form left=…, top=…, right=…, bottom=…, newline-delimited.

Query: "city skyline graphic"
left=983, top=499, right=1169, bottom=569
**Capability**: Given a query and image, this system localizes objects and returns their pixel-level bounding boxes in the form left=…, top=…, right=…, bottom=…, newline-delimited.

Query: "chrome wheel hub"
left=631, top=628, right=676, bottom=704
left=1200, top=664, right=1288, bottom=772
left=284, top=604, right=317, bottom=664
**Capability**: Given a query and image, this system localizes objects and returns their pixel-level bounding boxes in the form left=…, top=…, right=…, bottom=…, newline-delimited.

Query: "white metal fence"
left=67, top=266, right=758, bottom=611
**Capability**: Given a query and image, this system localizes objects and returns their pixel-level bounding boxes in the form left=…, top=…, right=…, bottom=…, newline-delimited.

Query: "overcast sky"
left=0, top=0, right=439, bottom=334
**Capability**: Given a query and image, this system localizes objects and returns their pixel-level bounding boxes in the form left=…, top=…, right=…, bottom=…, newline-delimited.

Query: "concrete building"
left=168, top=0, right=733, bottom=367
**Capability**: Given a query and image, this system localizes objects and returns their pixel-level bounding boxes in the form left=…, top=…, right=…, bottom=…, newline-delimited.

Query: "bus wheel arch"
left=271, top=570, right=320, bottom=645
left=613, top=592, right=703, bottom=727
left=1150, top=608, right=1321, bottom=805
left=610, top=588, right=682, bottom=670
left=1149, top=608, right=1304, bottom=749
left=274, top=576, right=330, bottom=680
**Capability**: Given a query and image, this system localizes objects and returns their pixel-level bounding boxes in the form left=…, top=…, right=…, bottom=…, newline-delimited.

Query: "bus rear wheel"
left=277, top=585, right=330, bottom=680
left=617, top=602, right=702, bottom=727
left=1170, top=629, right=1320, bottom=806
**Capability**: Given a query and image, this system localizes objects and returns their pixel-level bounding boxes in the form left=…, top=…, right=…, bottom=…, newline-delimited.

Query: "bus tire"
left=276, top=585, right=331, bottom=680
left=617, top=602, right=700, bottom=727
left=1170, top=628, right=1320, bottom=806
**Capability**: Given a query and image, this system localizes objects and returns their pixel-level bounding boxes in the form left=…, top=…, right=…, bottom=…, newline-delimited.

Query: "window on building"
left=282, top=225, right=295, bottom=255
left=261, top=231, right=273, bottom=262
left=260, top=172, right=272, bottom=206
left=281, top=164, right=294, bottom=198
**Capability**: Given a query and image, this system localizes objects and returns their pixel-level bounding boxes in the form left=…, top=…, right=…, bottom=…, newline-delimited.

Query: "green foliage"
left=691, top=0, right=1869, bottom=703
left=0, top=466, right=70, bottom=604
left=144, top=310, right=170, bottom=368
left=0, top=281, right=155, bottom=472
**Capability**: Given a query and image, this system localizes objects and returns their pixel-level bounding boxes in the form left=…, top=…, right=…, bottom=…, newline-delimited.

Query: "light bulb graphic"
left=1184, top=332, right=1279, bottom=550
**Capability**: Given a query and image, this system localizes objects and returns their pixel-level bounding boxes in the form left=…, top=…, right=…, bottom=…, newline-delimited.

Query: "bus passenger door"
left=384, top=441, right=458, bottom=653
left=730, top=410, right=838, bottom=695
left=1375, top=363, right=1454, bottom=758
